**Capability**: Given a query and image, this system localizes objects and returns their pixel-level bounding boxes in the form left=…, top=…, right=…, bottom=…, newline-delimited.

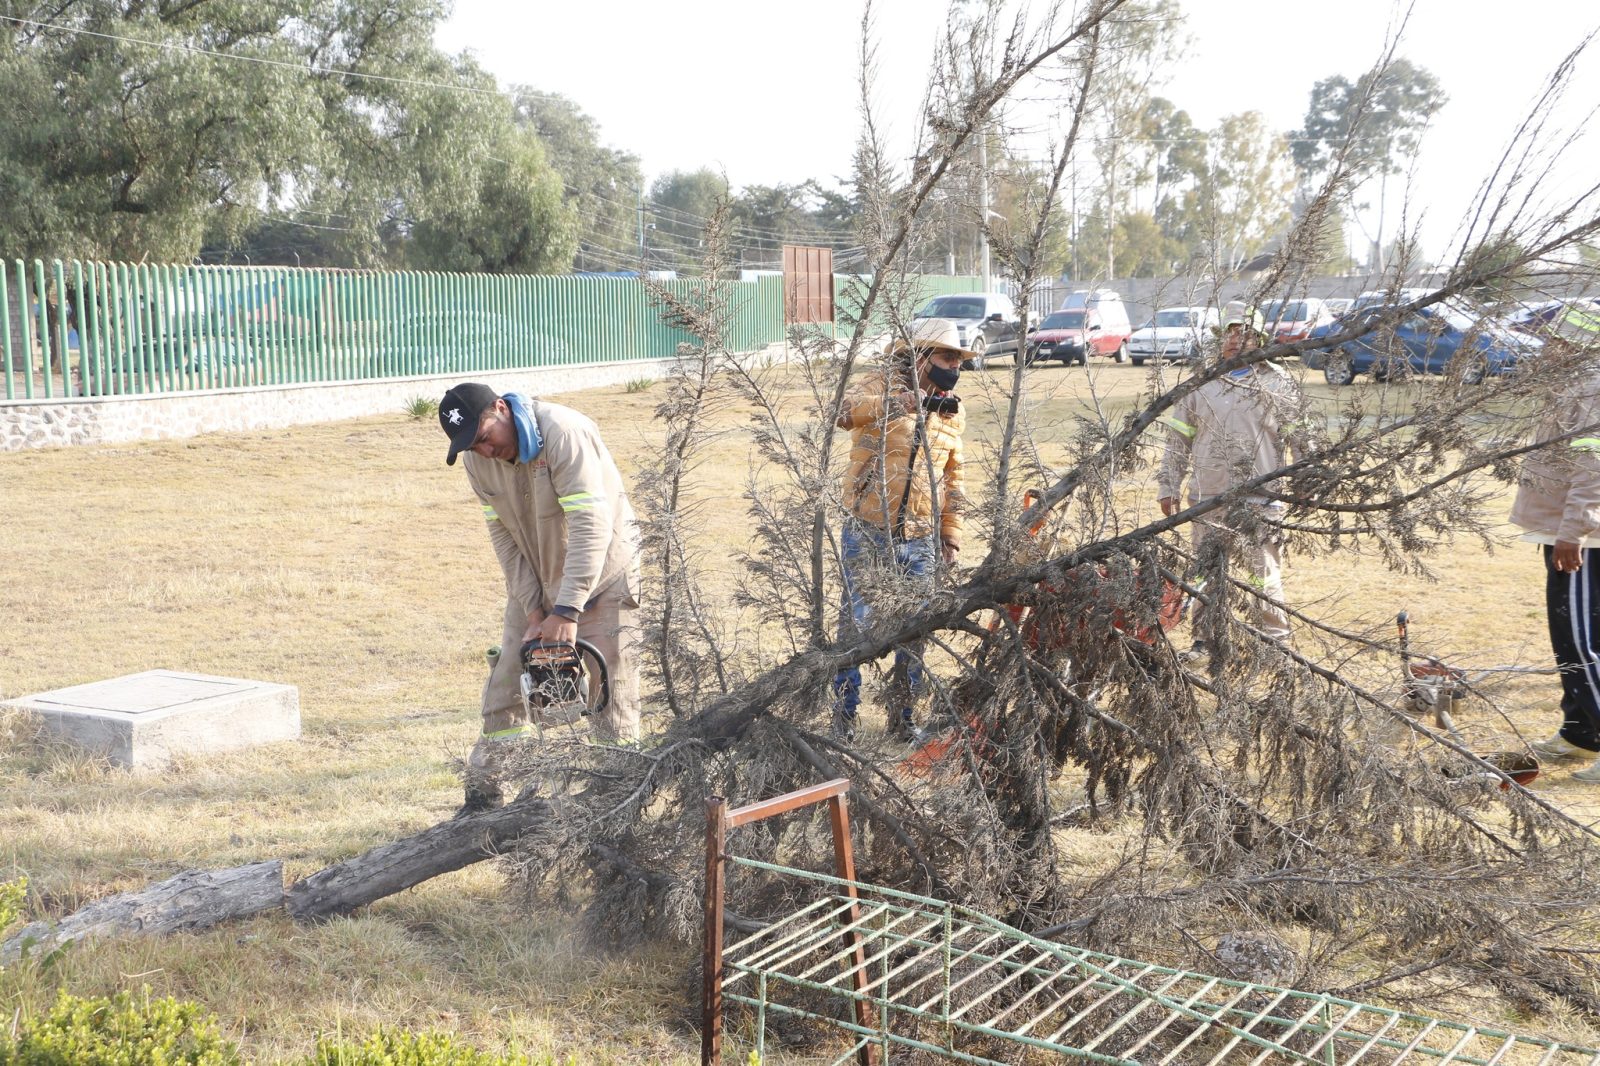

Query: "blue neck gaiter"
left=502, top=392, right=543, bottom=464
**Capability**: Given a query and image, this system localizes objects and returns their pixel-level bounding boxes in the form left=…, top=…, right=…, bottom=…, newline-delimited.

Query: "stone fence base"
left=0, top=357, right=696, bottom=452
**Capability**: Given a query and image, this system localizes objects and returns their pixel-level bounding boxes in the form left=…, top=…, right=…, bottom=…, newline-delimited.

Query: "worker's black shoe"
left=829, top=708, right=858, bottom=744
left=888, top=716, right=929, bottom=746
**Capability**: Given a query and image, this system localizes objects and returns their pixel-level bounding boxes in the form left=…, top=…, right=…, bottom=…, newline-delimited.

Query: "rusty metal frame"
left=702, top=778, right=874, bottom=1065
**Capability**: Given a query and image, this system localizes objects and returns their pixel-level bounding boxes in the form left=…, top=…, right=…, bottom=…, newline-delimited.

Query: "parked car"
left=1323, top=297, right=1354, bottom=317
left=911, top=292, right=1018, bottom=368
left=985, top=308, right=1121, bottom=366
left=1308, top=299, right=1542, bottom=386
left=1260, top=297, right=1334, bottom=344
left=1507, top=297, right=1600, bottom=334
left=1127, top=306, right=1219, bottom=366
left=1058, top=288, right=1133, bottom=362
left=1351, top=287, right=1432, bottom=313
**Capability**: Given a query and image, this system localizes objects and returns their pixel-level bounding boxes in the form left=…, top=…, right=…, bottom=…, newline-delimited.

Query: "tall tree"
left=406, top=126, right=576, bottom=273
left=0, top=0, right=324, bottom=260
left=1155, top=111, right=1295, bottom=273
left=648, top=170, right=728, bottom=273
left=0, top=0, right=575, bottom=271
left=1291, top=58, right=1447, bottom=270
left=510, top=88, right=642, bottom=273
left=1090, top=0, right=1188, bottom=276
left=1292, top=58, right=1447, bottom=180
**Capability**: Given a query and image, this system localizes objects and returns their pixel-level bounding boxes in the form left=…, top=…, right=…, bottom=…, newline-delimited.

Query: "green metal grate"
left=722, top=858, right=1600, bottom=1066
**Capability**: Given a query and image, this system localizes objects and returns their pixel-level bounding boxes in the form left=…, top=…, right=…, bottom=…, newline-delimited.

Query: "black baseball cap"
left=440, top=382, right=500, bottom=465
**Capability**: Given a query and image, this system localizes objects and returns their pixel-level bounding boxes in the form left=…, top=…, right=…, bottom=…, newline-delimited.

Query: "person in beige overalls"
left=1157, top=303, right=1305, bottom=659
left=439, top=382, right=642, bottom=813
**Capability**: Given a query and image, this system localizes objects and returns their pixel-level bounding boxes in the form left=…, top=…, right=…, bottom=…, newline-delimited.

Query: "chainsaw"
left=518, top=638, right=610, bottom=742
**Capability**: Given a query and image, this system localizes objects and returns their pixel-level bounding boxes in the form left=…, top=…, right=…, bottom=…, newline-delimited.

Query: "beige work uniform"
left=463, top=399, right=642, bottom=743
left=1157, top=364, right=1304, bottom=643
left=1509, top=369, right=1600, bottom=545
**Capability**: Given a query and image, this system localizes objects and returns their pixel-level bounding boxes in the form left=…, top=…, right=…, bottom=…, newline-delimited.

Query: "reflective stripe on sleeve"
left=558, top=491, right=603, bottom=512
left=481, top=504, right=499, bottom=521
left=1564, top=307, right=1600, bottom=334
left=1570, top=438, right=1600, bottom=453
left=1161, top=416, right=1197, bottom=439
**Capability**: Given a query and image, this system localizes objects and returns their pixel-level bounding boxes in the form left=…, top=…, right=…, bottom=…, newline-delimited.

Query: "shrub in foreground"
left=0, top=990, right=572, bottom=1066
left=0, top=989, right=240, bottom=1065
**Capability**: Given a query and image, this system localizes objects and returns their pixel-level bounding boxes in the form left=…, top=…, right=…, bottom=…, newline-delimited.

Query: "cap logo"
left=447, top=408, right=463, bottom=426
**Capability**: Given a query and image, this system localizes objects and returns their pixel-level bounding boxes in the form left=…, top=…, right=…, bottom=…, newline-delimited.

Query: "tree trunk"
left=2, top=861, right=284, bottom=963
left=285, top=795, right=555, bottom=922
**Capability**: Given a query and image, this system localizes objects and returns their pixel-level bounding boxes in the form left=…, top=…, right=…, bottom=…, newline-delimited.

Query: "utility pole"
left=637, top=189, right=647, bottom=269
left=1070, top=163, right=1079, bottom=282
left=978, top=126, right=992, bottom=293
left=1374, top=145, right=1389, bottom=274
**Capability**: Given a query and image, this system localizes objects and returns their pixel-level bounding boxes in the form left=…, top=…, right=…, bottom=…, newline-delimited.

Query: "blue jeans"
left=832, top=519, right=937, bottom=723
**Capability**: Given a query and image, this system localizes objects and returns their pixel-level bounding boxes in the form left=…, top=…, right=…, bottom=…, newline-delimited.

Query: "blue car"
left=1308, top=301, right=1541, bottom=386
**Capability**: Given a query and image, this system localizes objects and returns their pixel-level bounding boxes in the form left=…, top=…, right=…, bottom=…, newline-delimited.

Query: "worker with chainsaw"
left=1157, top=301, right=1306, bottom=660
left=439, top=382, right=642, bottom=813
left=831, top=318, right=967, bottom=744
left=1509, top=305, right=1600, bottom=782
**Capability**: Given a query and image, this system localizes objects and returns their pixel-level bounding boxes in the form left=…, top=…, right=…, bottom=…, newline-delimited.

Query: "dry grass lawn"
left=2, top=360, right=1598, bottom=1062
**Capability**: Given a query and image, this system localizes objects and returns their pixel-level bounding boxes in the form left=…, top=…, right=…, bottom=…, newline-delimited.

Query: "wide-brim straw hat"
left=889, top=317, right=975, bottom=357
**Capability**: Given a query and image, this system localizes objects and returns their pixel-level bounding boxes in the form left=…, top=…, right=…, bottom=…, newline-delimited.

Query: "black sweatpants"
left=1544, top=544, right=1600, bottom=752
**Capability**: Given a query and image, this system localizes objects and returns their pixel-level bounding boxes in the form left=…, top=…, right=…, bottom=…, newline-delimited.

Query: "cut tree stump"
left=1, top=860, right=284, bottom=964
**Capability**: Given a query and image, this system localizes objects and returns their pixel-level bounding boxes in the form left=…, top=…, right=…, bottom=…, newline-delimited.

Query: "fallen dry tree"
left=43, top=0, right=1600, bottom=1053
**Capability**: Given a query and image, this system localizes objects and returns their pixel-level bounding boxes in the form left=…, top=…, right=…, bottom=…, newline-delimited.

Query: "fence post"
left=1, top=267, right=12, bottom=401
left=702, top=795, right=727, bottom=1066
left=828, top=793, right=875, bottom=1066
left=16, top=260, right=35, bottom=399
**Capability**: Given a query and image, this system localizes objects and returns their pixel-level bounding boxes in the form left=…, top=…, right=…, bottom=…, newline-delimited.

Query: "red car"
left=1022, top=309, right=1131, bottom=366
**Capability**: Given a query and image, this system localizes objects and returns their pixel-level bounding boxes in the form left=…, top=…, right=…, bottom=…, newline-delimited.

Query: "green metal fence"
left=1, top=260, right=985, bottom=402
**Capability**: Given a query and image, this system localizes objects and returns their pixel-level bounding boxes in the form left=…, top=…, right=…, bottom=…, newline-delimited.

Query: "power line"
left=569, top=181, right=861, bottom=249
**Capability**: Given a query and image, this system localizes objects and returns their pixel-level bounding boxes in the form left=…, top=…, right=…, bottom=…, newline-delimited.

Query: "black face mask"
left=927, top=364, right=961, bottom=392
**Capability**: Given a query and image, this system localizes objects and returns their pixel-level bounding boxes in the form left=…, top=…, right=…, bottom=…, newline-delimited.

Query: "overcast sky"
left=436, top=0, right=1599, bottom=267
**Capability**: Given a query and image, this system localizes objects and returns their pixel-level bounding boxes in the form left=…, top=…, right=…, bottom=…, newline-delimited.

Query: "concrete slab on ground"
left=2, top=669, right=300, bottom=767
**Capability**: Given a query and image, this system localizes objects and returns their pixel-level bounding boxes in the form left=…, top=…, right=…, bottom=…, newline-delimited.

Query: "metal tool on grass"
left=1393, top=611, right=1540, bottom=788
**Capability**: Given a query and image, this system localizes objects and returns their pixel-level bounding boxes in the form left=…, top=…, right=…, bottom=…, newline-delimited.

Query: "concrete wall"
left=1024, top=274, right=1402, bottom=331
left=0, top=357, right=685, bottom=452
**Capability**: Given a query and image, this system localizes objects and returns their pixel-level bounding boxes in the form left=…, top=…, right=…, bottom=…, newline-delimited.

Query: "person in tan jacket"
left=439, top=382, right=642, bottom=812
left=831, top=319, right=967, bottom=743
left=1509, top=306, right=1600, bottom=781
left=1157, top=302, right=1305, bottom=658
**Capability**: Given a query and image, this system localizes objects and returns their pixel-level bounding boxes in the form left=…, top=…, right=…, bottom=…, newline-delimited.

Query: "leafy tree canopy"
left=1291, top=57, right=1447, bottom=179
left=0, top=0, right=575, bottom=272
